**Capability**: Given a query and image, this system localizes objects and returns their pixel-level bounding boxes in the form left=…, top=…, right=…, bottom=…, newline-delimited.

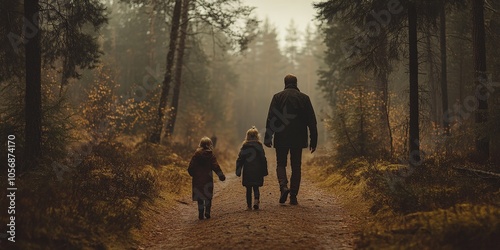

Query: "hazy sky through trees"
left=244, top=0, right=317, bottom=49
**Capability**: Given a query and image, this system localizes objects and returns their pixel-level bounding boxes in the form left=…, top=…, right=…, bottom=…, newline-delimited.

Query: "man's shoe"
left=279, top=187, right=290, bottom=204
left=289, top=195, right=298, bottom=205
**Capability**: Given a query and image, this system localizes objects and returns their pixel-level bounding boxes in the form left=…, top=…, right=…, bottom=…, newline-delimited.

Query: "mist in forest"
left=46, top=0, right=326, bottom=150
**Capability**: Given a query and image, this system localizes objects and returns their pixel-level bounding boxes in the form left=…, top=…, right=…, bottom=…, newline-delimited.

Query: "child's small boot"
left=197, top=200, right=205, bottom=220
left=204, top=200, right=211, bottom=219
left=253, top=198, right=260, bottom=210
left=198, top=208, right=204, bottom=220
left=246, top=193, right=252, bottom=210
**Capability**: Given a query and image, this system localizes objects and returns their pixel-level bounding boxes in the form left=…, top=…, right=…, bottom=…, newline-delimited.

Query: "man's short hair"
left=284, top=74, right=297, bottom=85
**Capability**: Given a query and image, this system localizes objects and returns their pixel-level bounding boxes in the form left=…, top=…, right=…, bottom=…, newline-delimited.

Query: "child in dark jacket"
left=188, top=137, right=226, bottom=220
left=236, top=126, right=268, bottom=210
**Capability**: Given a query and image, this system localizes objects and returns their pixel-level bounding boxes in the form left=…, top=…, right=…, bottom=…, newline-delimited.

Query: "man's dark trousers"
left=276, top=147, right=302, bottom=195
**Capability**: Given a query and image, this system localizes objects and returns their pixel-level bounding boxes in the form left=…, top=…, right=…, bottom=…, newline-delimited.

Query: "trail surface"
left=140, top=153, right=358, bottom=249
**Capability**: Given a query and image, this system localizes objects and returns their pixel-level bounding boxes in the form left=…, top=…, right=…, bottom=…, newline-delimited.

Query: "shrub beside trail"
left=307, top=156, right=500, bottom=249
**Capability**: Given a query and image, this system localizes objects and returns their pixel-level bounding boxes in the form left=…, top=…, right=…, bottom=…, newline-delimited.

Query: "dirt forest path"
left=139, top=151, right=358, bottom=249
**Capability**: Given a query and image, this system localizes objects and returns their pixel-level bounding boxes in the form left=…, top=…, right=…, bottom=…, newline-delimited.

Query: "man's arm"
left=211, top=154, right=226, bottom=181
left=306, top=97, right=318, bottom=153
left=235, top=149, right=245, bottom=177
left=264, top=96, right=276, bottom=147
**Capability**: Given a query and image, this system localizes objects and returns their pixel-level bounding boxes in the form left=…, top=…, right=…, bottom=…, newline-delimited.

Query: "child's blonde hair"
left=198, top=136, right=213, bottom=150
left=243, top=126, right=261, bottom=144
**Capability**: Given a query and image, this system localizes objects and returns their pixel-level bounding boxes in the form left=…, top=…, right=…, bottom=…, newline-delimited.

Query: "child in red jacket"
left=188, top=137, right=226, bottom=220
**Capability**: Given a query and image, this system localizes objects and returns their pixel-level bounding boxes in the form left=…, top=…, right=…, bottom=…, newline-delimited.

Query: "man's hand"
left=264, top=142, right=272, bottom=148
left=309, top=146, right=316, bottom=153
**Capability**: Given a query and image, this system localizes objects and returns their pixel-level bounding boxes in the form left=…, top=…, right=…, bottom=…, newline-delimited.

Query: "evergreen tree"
left=234, top=19, right=288, bottom=137
left=1, top=0, right=107, bottom=171
left=24, top=0, right=42, bottom=170
left=472, top=0, right=489, bottom=159
left=150, top=0, right=183, bottom=143
left=315, top=0, right=468, bottom=162
left=284, top=19, right=300, bottom=70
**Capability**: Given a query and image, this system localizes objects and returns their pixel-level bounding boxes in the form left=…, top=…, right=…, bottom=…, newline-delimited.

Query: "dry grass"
left=0, top=140, right=200, bottom=249
left=307, top=156, right=500, bottom=249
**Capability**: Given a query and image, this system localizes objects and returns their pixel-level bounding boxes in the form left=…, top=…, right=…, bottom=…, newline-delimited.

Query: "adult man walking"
left=264, top=74, right=318, bottom=205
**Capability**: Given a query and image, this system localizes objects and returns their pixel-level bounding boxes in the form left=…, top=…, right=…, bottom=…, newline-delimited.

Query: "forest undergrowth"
left=0, top=65, right=237, bottom=249
left=307, top=155, right=500, bottom=249
left=0, top=138, right=217, bottom=249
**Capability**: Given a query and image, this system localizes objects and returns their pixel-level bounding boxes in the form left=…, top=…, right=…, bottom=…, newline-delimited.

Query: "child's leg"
left=246, top=186, right=252, bottom=209
left=253, top=186, right=260, bottom=200
left=253, top=186, right=260, bottom=209
left=197, top=199, right=204, bottom=220
left=204, top=199, right=212, bottom=219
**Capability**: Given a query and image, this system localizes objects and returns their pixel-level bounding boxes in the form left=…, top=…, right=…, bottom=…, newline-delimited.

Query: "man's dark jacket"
left=265, top=84, right=318, bottom=148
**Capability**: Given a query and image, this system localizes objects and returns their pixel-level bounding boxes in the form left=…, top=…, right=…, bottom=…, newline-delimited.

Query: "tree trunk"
left=376, top=31, right=392, bottom=156
left=24, top=0, right=42, bottom=171
left=165, top=0, right=190, bottom=137
left=472, top=0, right=489, bottom=159
left=149, top=0, right=183, bottom=143
left=426, top=30, right=439, bottom=126
left=148, top=4, right=156, bottom=67
left=408, top=1, right=420, bottom=166
left=358, top=86, right=365, bottom=155
left=440, top=3, right=450, bottom=135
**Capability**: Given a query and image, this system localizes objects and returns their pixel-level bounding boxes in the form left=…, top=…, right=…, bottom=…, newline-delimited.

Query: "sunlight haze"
left=244, top=0, right=318, bottom=48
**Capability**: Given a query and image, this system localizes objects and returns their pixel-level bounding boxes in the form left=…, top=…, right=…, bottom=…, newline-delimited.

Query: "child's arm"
left=261, top=147, right=268, bottom=176
left=187, top=156, right=195, bottom=176
left=211, top=154, right=226, bottom=181
left=235, top=150, right=245, bottom=177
